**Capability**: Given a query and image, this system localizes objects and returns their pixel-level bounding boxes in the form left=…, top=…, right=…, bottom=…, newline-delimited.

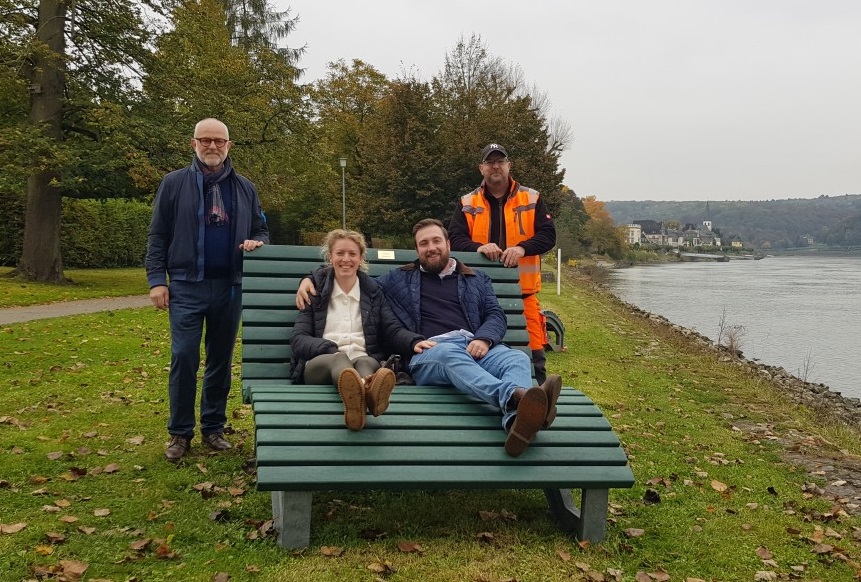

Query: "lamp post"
left=339, top=157, right=347, bottom=229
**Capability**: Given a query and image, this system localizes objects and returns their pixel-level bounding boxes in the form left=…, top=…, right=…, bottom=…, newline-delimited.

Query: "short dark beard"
left=420, top=254, right=447, bottom=275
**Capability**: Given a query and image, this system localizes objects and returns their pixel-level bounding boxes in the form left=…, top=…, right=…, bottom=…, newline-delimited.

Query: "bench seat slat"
left=253, top=412, right=612, bottom=430
left=252, top=401, right=604, bottom=417
left=257, top=464, right=636, bottom=491
left=255, top=428, right=623, bottom=447
left=256, top=445, right=629, bottom=466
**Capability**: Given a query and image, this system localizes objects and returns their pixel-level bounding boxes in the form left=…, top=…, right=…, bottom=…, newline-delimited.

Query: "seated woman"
left=290, top=230, right=429, bottom=431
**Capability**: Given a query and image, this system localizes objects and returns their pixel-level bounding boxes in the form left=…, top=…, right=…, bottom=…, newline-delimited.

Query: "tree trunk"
left=18, top=0, right=67, bottom=282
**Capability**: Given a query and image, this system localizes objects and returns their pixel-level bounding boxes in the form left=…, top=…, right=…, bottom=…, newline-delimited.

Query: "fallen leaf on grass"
left=35, top=544, right=54, bottom=555
left=475, top=532, right=495, bottom=544
left=359, top=528, right=388, bottom=540
left=60, top=559, right=88, bottom=580
left=624, top=528, right=645, bottom=538
left=245, top=565, right=261, bottom=573
left=755, top=546, right=773, bottom=560
left=212, top=572, right=230, bottom=582
left=227, top=487, right=245, bottom=497
left=127, top=436, right=145, bottom=446
left=754, top=572, right=777, bottom=581
left=156, top=541, right=177, bottom=559
left=811, top=543, right=833, bottom=554
left=104, top=464, right=120, bottom=473
left=1, top=522, right=27, bottom=534
left=45, top=532, right=66, bottom=544
left=78, top=526, right=96, bottom=535
left=556, top=550, right=571, bottom=562
left=59, top=515, right=79, bottom=523
left=711, top=480, right=728, bottom=493
left=46, top=451, right=64, bottom=460
left=643, top=489, right=661, bottom=505
left=129, top=539, right=152, bottom=551
left=320, top=545, right=344, bottom=557
left=94, top=508, right=111, bottom=517
left=397, top=541, right=424, bottom=554
left=30, top=475, right=49, bottom=484
left=367, top=560, right=397, bottom=575
left=478, top=510, right=498, bottom=521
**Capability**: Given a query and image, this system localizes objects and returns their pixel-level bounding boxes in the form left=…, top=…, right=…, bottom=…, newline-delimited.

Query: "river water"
left=604, top=254, right=861, bottom=399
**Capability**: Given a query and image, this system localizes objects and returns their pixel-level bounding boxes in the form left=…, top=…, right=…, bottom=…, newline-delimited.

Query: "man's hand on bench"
left=240, top=239, right=265, bottom=252
left=296, top=278, right=317, bottom=310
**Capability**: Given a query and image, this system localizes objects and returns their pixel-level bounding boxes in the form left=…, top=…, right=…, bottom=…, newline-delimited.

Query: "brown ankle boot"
left=338, top=368, right=366, bottom=431
left=365, top=368, right=395, bottom=416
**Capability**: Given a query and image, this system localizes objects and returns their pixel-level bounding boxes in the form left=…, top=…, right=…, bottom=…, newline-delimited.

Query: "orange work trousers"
left=523, top=294, right=548, bottom=351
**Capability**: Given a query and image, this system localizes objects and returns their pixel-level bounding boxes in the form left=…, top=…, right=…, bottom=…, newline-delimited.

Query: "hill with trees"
left=604, top=195, right=861, bottom=250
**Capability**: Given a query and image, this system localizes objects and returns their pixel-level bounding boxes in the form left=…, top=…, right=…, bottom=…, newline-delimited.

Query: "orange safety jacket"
left=459, top=183, right=542, bottom=294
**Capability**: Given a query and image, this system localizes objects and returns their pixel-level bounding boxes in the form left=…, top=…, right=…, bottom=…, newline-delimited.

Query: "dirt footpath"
left=0, top=295, right=151, bottom=325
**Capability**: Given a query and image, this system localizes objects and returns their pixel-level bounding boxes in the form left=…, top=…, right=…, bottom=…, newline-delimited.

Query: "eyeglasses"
left=482, top=158, right=509, bottom=167
left=194, top=138, right=229, bottom=148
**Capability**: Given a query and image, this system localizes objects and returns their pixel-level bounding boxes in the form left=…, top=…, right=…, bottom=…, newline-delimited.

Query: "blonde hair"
left=320, top=229, right=369, bottom=272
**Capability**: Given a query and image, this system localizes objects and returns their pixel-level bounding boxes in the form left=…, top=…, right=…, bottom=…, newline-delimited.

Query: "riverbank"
left=572, top=260, right=861, bottom=427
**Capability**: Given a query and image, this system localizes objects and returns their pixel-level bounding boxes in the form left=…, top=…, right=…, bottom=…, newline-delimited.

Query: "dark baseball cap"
left=480, top=143, right=508, bottom=162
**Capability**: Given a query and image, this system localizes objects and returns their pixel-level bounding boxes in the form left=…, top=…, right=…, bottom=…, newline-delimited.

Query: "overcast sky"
left=273, top=0, right=860, bottom=202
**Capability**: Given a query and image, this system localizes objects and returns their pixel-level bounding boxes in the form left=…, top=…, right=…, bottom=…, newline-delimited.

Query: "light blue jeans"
left=408, top=331, right=533, bottom=430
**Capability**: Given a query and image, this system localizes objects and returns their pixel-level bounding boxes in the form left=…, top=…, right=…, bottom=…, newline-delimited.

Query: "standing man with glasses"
left=147, top=118, right=269, bottom=462
left=448, top=144, right=556, bottom=384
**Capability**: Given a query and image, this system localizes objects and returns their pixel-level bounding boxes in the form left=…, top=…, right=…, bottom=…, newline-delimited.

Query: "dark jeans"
left=167, top=279, right=241, bottom=438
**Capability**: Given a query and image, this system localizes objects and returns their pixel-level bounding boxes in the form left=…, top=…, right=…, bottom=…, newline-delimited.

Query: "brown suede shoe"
left=338, top=368, right=366, bottom=431
left=202, top=432, right=232, bottom=451
left=365, top=368, right=396, bottom=416
left=165, top=435, right=191, bottom=462
left=539, top=374, right=563, bottom=429
left=504, top=386, right=548, bottom=457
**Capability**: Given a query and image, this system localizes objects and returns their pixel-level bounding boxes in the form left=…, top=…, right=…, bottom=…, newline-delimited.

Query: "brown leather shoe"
left=365, top=368, right=395, bottom=416
left=165, top=435, right=191, bottom=462
left=338, top=368, right=366, bottom=431
left=202, top=432, right=232, bottom=451
left=539, top=374, right=563, bottom=429
left=504, top=386, right=548, bottom=457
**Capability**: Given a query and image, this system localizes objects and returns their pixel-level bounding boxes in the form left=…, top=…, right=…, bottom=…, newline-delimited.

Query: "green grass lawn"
left=1, top=276, right=860, bottom=581
left=0, top=267, right=145, bottom=308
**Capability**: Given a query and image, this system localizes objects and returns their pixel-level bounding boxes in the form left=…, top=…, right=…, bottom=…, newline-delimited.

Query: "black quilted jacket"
left=289, top=267, right=424, bottom=383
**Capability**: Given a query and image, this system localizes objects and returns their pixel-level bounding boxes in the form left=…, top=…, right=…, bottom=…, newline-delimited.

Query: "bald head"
left=191, top=118, right=232, bottom=171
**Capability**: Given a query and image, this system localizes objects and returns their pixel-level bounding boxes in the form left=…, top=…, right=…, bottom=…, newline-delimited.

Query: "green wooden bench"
left=241, top=244, right=634, bottom=549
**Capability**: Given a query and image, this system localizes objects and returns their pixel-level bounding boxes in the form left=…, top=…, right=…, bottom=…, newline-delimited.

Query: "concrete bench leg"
left=544, top=488, right=609, bottom=542
left=271, top=491, right=312, bottom=549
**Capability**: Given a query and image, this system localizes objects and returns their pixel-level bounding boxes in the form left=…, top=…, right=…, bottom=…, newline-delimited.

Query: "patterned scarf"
left=194, top=156, right=233, bottom=227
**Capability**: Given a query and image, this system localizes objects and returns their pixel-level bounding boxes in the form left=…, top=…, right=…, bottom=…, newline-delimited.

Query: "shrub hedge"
left=0, top=195, right=152, bottom=268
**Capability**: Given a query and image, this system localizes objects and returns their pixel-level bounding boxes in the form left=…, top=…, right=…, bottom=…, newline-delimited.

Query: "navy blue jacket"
left=376, top=260, right=507, bottom=351
left=146, top=157, right=269, bottom=288
left=290, top=268, right=424, bottom=383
